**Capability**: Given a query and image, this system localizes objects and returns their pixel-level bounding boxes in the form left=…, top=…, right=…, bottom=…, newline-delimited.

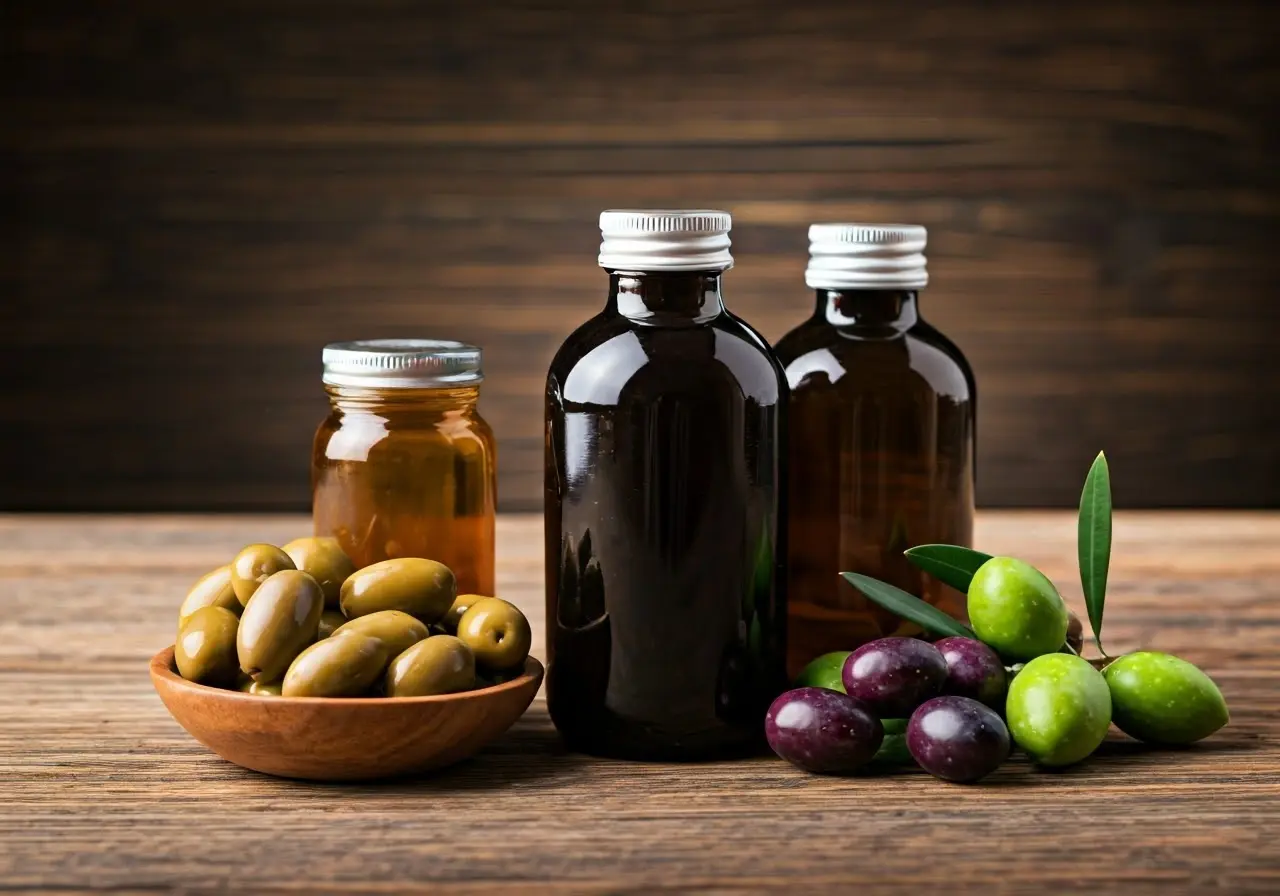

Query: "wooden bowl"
left=150, top=646, right=543, bottom=781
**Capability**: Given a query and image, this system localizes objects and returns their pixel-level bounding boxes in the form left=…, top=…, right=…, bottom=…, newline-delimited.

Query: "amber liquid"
left=312, top=385, right=497, bottom=595
left=545, top=271, right=788, bottom=759
left=774, top=289, right=975, bottom=676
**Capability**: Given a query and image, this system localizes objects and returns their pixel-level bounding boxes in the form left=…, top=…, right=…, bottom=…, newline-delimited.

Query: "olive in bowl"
left=456, top=597, right=532, bottom=672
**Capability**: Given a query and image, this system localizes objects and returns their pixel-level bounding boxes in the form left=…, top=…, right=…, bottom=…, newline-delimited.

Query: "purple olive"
left=1066, top=609, right=1085, bottom=655
left=765, top=687, right=884, bottom=774
left=936, top=636, right=1008, bottom=710
left=907, top=696, right=1010, bottom=783
left=841, top=637, right=948, bottom=718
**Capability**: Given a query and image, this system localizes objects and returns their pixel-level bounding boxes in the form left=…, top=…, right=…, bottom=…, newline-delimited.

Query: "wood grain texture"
left=3, top=512, right=1279, bottom=893
left=3, top=0, right=1280, bottom=513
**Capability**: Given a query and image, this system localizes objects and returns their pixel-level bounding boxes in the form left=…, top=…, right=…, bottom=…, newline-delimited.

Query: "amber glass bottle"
left=311, top=339, right=496, bottom=595
left=545, top=210, right=788, bottom=759
left=774, top=225, right=975, bottom=676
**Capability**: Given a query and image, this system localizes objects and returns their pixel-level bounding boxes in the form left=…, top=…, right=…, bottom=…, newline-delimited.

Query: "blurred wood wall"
left=4, top=0, right=1278, bottom=511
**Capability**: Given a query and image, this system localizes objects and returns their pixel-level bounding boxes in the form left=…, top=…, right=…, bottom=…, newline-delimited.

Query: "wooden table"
left=4, top=512, right=1278, bottom=893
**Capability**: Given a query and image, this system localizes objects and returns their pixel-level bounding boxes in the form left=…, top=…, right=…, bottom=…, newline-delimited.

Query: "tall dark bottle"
left=545, top=210, right=788, bottom=759
left=774, top=225, right=975, bottom=676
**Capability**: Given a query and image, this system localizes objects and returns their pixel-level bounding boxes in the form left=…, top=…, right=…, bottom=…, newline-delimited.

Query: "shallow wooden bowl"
left=150, top=646, right=543, bottom=781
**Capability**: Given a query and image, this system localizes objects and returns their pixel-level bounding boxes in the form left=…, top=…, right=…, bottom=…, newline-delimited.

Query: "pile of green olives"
left=772, top=555, right=1229, bottom=783
left=173, top=537, right=532, bottom=698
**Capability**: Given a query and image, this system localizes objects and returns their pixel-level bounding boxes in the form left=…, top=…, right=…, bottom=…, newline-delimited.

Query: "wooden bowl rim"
left=150, top=645, right=543, bottom=706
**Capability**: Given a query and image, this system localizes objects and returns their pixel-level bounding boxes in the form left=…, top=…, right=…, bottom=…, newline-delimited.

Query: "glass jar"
left=311, top=339, right=496, bottom=595
left=544, top=210, right=788, bottom=760
left=774, top=225, right=975, bottom=676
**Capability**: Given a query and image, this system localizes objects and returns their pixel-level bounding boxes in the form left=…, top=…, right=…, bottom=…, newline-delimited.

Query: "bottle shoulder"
left=547, top=310, right=785, bottom=408
left=777, top=317, right=974, bottom=402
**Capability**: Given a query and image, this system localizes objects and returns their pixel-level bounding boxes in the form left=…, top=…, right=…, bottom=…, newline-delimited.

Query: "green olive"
left=178, top=565, right=241, bottom=632
left=331, top=610, right=429, bottom=658
left=968, top=557, right=1069, bottom=662
left=175, top=606, right=241, bottom=687
left=475, top=668, right=522, bottom=689
left=339, top=558, right=456, bottom=624
left=238, top=678, right=283, bottom=696
left=456, top=597, right=532, bottom=672
left=316, top=609, right=348, bottom=640
left=1006, top=653, right=1111, bottom=766
left=871, top=718, right=914, bottom=766
left=230, top=543, right=296, bottom=608
left=1104, top=652, right=1229, bottom=745
left=282, top=633, right=390, bottom=698
left=442, top=593, right=483, bottom=633
left=282, top=536, right=356, bottom=608
left=792, top=650, right=852, bottom=693
left=385, top=635, right=476, bottom=697
left=236, top=570, right=324, bottom=682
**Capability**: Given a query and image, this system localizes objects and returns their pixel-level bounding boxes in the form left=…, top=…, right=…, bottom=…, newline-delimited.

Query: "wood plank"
left=3, top=0, right=1279, bottom=511
left=1, top=512, right=1278, bottom=892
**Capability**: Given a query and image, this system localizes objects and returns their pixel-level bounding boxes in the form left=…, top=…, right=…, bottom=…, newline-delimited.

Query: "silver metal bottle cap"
left=806, top=223, right=929, bottom=290
left=598, top=209, right=734, bottom=272
left=322, top=339, right=483, bottom=388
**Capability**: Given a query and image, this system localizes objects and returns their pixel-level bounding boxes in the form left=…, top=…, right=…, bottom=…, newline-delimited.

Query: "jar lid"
left=322, top=339, right=483, bottom=388
left=805, top=223, right=928, bottom=290
left=598, top=209, right=734, bottom=272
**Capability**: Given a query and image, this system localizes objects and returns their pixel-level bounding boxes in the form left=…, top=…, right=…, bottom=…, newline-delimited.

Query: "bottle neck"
left=816, top=288, right=920, bottom=334
left=325, top=383, right=481, bottom=416
left=607, top=271, right=726, bottom=325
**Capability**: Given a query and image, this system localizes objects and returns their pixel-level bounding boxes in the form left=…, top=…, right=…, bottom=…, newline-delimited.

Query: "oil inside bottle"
left=545, top=211, right=787, bottom=759
left=775, top=225, right=975, bottom=675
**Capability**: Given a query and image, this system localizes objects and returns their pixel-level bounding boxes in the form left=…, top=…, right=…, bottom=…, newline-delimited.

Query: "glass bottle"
left=545, top=210, right=788, bottom=759
left=774, top=225, right=975, bottom=676
left=311, top=339, right=496, bottom=595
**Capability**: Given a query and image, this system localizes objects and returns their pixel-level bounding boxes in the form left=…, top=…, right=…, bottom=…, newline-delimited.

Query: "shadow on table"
left=252, top=719, right=579, bottom=793
left=1091, top=735, right=1262, bottom=758
left=977, top=734, right=1263, bottom=786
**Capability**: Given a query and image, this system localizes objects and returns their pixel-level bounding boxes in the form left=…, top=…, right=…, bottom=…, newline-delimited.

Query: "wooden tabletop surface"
left=4, top=512, right=1278, bottom=893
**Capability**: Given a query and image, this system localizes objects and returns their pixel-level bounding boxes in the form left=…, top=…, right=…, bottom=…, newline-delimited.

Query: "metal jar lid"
left=321, top=339, right=483, bottom=388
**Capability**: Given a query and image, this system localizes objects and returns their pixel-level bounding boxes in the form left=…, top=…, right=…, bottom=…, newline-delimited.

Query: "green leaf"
left=839, top=572, right=974, bottom=640
left=903, top=544, right=994, bottom=593
left=1078, top=451, right=1113, bottom=654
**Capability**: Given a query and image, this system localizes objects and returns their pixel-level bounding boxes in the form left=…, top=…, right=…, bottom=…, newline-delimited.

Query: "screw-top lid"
left=322, top=339, right=483, bottom=388
left=598, top=209, right=733, bottom=272
left=805, top=223, right=928, bottom=290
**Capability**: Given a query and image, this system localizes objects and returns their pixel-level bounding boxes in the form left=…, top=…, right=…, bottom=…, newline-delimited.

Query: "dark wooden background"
left=4, top=0, right=1278, bottom=512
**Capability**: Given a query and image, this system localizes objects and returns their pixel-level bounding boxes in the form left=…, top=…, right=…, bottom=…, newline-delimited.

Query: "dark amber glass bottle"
left=545, top=211, right=788, bottom=759
left=774, top=225, right=975, bottom=676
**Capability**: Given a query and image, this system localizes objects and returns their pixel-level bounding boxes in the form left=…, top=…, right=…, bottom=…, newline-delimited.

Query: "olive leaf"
left=840, top=572, right=973, bottom=640
left=1078, top=451, right=1112, bottom=655
left=903, top=544, right=993, bottom=593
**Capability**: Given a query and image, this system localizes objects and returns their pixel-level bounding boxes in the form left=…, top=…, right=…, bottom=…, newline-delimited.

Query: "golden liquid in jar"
left=312, top=385, right=496, bottom=595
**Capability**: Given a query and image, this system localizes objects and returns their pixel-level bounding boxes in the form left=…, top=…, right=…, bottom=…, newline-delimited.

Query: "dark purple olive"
left=765, top=687, right=884, bottom=774
left=841, top=637, right=947, bottom=718
left=1066, top=609, right=1085, bottom=655
left=936, top=636, right=1008, bottom=710
left=907, top=696, right=1010, bottom=783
